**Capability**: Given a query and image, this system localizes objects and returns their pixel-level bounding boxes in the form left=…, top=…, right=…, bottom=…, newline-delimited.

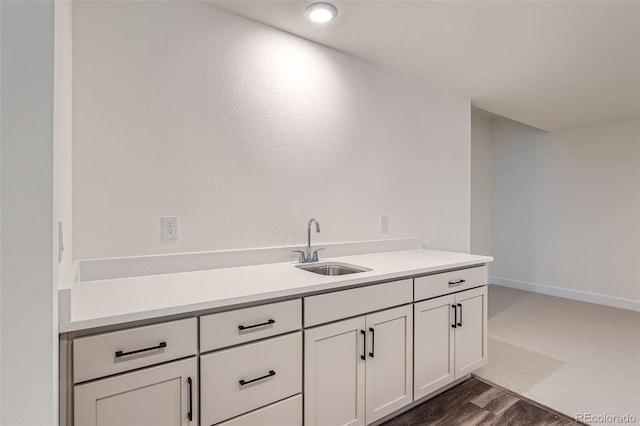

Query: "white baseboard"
left=490, top=276, right=640, bottom=312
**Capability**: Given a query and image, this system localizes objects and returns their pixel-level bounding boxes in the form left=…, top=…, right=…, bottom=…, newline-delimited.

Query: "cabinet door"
left=365, top=305, right=413, bottom=424
left=413, top=294, right=455, bottom=400
left=454, top=286, right=488, bottom=378
left=74, top=357, right=197, bottom=426
left=304, top=316, right=366, bottom=426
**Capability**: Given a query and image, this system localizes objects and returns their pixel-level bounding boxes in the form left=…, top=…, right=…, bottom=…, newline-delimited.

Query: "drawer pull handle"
left=448, top=279, right=466, bottom=287
left=451, top=305, right=457, bottom=328
left=187, top=377, right=193, bottom=422
left=114, top=341, right=167, bottom=358
left=239, top=370, right=276, bottom=386
left=238, top=319, right=275, bottom=331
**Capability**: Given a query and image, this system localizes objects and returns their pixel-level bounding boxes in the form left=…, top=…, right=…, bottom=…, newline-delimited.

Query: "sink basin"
left=295, top=262, right=371, bottom=276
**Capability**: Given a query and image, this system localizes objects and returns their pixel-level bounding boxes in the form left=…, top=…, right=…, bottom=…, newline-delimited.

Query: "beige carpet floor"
left=474, top=285, right=640, bottom=424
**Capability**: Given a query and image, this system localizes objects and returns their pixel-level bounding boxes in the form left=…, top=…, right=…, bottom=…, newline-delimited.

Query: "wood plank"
left=431, top=402, right=495, bottom=426
left=381, top=378, right=490, bottom=425
left=470, top=387, right=519, bottom=416
left=493, top=400, right=574, bottom=426
left=381, top=378, right=582, bottom=426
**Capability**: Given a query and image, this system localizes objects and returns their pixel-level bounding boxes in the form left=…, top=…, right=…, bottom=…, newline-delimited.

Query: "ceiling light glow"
left=306, top=3, right=337, bottom=24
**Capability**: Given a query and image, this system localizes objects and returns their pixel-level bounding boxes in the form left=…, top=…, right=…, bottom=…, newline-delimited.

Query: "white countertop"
left=62, top=249, right=492, bottom=333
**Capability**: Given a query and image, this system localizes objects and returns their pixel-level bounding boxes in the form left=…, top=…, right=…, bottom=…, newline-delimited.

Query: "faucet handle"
left=312, top=248, right=325, bottom=262
left=292, top=250, right=307, bottom=263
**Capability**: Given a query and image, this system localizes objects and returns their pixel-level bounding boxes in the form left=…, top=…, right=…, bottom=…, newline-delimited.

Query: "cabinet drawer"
left=216, top=394, right=302, bottom=426
left=73, top=318, right=197, bottom=383
left=414, top=266, right=487, bottom=302
left=201, top=332, right=302, bottom=425
left=200, top=299, right=301, bottom=352
left=304, top=279, right=413, bottom=327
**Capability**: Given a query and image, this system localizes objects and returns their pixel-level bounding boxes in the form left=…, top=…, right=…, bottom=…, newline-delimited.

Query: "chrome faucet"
left=293, top=218, right=323, bottom=263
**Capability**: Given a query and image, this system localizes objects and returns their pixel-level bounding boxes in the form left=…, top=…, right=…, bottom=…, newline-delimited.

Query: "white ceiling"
left=213, top=0, right=640, bottom=131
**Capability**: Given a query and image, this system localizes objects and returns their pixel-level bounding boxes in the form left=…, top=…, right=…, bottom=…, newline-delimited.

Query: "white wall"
left=72, top=1, right=471, bottom=260
left=54, top=0, right=73, bottom=287
left=470, top=109, right=492, bottom=256
left=490, top=116, right=640, bottom=304
left=0, top=1, right=57, bottom=424
left=0, top=1, right=3, bottom=411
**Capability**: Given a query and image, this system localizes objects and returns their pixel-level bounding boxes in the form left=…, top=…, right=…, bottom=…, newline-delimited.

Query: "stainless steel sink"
left=295, top=262, right=371, bottom=276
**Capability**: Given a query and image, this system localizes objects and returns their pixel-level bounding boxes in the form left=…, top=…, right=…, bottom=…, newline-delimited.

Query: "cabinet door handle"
left=187, top=377, right=193, bottom=422
left=360, top=329, right=366, bottom=360
left=238, top=319, right=275, bottom=331
left=448, top=279, right=466, bottom=287
left=114, top=341, right=167, bottom=358
left=369, top=327, right=376, bottom=358
left=369, top=327, right=375, bottom=358
left=457, top=303, right=463, bottom=327
left=239, top=370, right=276, bottom=386
left=451, top=305, right=457, bottom=328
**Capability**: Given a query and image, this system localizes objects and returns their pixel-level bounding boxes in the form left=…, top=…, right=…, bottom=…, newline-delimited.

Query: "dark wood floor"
left=381, top=377, right=581, bottom=426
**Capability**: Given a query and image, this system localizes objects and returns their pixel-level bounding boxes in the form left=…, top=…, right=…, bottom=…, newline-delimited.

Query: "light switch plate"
left=379, top=215, right=389, bottom=233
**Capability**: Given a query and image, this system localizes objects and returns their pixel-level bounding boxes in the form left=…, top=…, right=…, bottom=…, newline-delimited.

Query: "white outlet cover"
left=161, top=216, right=178, bottom=241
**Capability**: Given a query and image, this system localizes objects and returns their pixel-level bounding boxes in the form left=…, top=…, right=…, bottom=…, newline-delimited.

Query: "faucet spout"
left=307, top=218, right=320, bottom=261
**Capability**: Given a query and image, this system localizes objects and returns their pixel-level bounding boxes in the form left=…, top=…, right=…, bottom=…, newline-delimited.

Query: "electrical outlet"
left=161, top=216, right=178, bottom=240
left=379, top=215, right=389, bottom=233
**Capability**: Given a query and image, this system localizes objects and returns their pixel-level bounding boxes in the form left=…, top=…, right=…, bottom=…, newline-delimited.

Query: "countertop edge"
left=59, top=256, right=491, bottom=333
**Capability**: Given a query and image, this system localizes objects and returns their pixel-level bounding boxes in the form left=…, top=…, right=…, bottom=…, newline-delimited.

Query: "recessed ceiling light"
left=305, top=2, right=337, bottom=24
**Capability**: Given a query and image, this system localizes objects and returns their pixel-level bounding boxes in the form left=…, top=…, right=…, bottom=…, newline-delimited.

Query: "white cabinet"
left=414, top=294, right=455, bottom=399
left=304, top=316, right=365, bottom=426
left=74, top=358, right=197, bottom=426
left=365, top=306, right=413, bottom=423
left=200, top=299, right=301, bottom=352
left=216, top=394, right=302, bottom=426
left=414, top=286, right=487, bottom=400
left=304, top=305, right=413, bottom=426
left=73, top=318, right=197, bottom=383
left=72, top=318, right=198, bottom=426
left=453, top=286, right=488, bottom=378
left=66, top=264, right=489, bottom=426
left=200, top=332, right=302, bottom=425
left=414, top=266, right=487, bottom=301
left=199, top=299, right=303, bottom=426
left=304, top=279, right=413, bottom=327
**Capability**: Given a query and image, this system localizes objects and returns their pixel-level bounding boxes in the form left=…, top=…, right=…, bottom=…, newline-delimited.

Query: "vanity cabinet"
left=64, top=262, right=488, bottom=426
left=414, top=285, right=487, bottom=400
left=304, top=304, right=413, bottom=426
